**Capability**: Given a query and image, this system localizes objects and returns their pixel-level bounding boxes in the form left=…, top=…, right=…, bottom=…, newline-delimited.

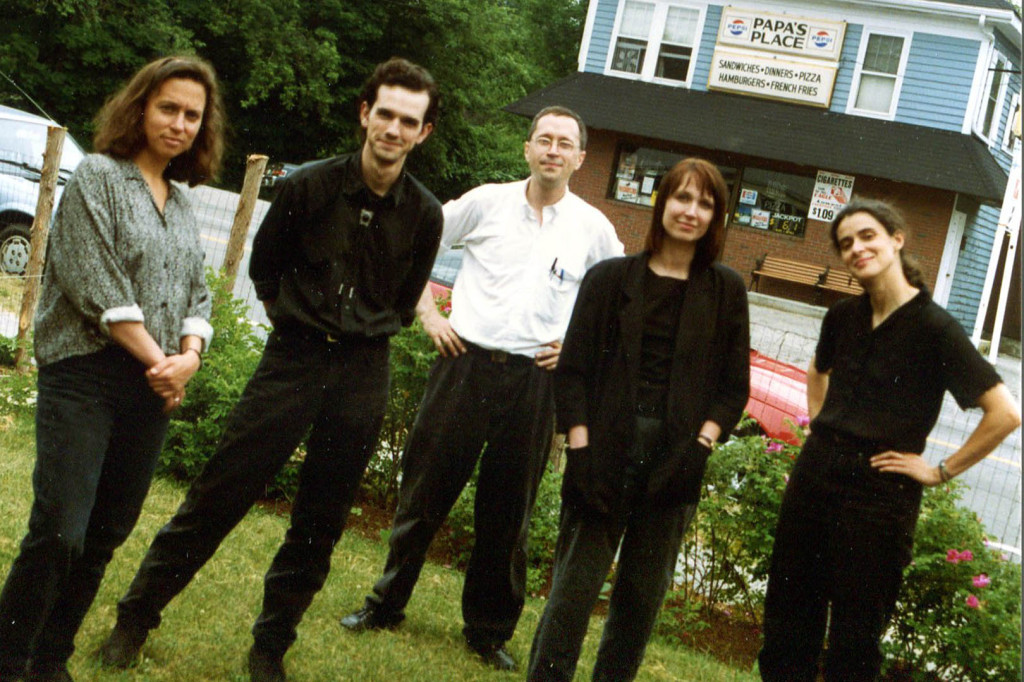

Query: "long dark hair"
left=829, top=198, right=926, bottom=289
left=93, top=55, right=225, bottom=186
left=644, top=158, right=729, bottom=272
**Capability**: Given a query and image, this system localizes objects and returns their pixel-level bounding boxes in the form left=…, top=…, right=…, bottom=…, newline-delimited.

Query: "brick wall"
left=571, top=129, right=957, bottom=305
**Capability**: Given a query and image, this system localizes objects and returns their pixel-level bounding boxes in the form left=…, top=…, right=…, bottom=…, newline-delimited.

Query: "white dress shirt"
left=442, top=179, right=624, bottom=357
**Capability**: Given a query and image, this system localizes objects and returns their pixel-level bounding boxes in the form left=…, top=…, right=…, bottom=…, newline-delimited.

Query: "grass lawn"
left=0, top=398, right=759, bottom=682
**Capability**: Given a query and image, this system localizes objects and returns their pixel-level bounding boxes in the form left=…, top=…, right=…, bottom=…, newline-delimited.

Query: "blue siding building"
left=512, top=0, right=1021, bottom=339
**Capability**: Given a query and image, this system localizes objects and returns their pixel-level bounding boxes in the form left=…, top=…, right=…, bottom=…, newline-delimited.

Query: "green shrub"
left=676, top=418, right=800, bottom=625
left=0, top=335, right=18, bottom=367
left=883, top=480, right=1022, bottom=681
left=362, top=319, right=437, bottom=507
left=0, top=368, right=37, bottom=417
left=158, top=271, right=285, bottom=489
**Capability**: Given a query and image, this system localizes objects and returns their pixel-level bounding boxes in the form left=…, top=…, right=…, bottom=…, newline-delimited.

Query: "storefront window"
left=731, top=167, right=814, bottom=237
left=610, top=145, right=736, bottom=207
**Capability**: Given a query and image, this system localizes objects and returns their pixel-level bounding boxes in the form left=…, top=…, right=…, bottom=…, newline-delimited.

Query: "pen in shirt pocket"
left=550, top=257, right=565, bottom=282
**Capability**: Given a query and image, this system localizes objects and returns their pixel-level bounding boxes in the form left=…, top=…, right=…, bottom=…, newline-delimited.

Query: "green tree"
left=0, top=0, right=587, bottom=195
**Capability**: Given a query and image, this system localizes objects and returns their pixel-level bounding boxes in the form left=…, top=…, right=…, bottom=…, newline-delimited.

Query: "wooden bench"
left=749, top=254, right=826, bottom=293
left=819, top=267, right=864, bottom=296
left=749, top=253, right=863, bottom=302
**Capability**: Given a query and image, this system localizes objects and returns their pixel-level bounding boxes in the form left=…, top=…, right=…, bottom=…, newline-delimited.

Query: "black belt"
left=277, top=325, right=385, bottom=347
left=464, top=341, right=534, bottom=366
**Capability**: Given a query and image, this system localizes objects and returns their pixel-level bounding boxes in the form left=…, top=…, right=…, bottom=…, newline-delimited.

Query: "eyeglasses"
left=532, top=136, right=578, bottom=153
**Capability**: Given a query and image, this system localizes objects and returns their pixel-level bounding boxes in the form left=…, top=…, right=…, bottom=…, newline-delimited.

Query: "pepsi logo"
left=811, top=30, right=833, bottom=49
left=727, top=19, right=748, bottom=37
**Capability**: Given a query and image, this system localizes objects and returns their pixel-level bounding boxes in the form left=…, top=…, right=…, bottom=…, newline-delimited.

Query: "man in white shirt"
left=341, top=106, right=623, bottom=671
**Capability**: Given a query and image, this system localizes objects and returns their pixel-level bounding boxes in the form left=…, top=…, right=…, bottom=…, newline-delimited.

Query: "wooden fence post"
left=223, top=154, right=268, bottom=289
left=14, top=126, right=64, bottom=371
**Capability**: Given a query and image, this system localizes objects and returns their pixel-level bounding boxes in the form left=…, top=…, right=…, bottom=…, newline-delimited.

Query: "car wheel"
left=0, top=223, right=32, bottom=276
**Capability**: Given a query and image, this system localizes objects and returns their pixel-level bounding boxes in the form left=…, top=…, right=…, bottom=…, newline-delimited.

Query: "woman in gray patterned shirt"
left=0, top=55, right=225, bottom=682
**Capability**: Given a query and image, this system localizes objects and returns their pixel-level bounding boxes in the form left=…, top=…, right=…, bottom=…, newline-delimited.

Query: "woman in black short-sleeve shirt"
left=758, top=199, right=1020, bottom=682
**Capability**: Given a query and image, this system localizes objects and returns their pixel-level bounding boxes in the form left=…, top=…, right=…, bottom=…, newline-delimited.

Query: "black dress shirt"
left=812, top=290, right=1001, bottom=454
left=249, top=152, right=443, bottom=339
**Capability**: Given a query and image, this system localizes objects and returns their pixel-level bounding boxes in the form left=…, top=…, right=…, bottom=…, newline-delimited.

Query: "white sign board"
left=718, top=7, right=846, bottom=61
left=808, top=170, right=855, bottom=222
left=708, top=49, right=836, bottom=108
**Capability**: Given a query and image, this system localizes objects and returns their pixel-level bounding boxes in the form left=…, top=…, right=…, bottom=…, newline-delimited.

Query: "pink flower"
left=959, top=550, right=974, bottom=562
left=965, top=594, right=980, bottom=609
left=946, top=549, right=961, bottom=564
left=766, top=442, right=784, bottom=453
left=1000, top=553, right=1009, bottom=561
left=972, top=574, right=991, bottom=588
left=796, top=415, right=810, bottom=427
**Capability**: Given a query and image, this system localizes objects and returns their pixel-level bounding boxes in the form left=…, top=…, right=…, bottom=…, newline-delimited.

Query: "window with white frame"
left=1003, top=92, right=1021, bottom=152
left=849, top=32, right=907, bottom=117
left=976, top=53, right=1009, bottom=142
left=609, top=0, right=702, bottom=85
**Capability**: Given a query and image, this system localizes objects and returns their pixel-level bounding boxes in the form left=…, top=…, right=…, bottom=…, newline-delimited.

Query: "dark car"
left=261, top=161, right=299, bottom=191
left=0, top=105, right=86, bottom=275
left=427, top=245, right=463, bottom=299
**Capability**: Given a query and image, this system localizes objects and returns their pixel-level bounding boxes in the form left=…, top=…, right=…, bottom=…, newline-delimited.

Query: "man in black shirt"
left=98, top=58, right=443, bottom=682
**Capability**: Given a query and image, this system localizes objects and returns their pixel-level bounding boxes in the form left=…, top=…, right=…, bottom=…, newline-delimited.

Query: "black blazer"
left=555, top=252, right=750, bottom=510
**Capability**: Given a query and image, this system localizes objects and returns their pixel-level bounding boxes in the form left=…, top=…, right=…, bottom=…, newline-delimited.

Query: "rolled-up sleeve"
left=181, top=252, right=213, bottom=350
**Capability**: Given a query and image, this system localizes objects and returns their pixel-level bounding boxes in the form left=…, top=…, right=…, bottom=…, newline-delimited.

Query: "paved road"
left=186, top=184, right=1023, bottom=557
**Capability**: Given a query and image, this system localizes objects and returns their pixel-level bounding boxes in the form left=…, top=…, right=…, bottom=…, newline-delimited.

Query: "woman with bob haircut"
left=0, top=55, right=225, bottom=682
left=528, top=158, right=750, bottom=681
left=758, top=198, right=1020, bottom=681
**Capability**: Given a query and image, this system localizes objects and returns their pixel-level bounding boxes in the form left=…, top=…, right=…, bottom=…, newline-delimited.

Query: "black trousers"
left=0, top=348, right=168, bottom=675
left=365, top=345, right=553, bottom=646
left=758, top=429, right=922, bottom=682
left=527, top=416, right=696, bottom=682
left=115, top=330, right=390, bottom=656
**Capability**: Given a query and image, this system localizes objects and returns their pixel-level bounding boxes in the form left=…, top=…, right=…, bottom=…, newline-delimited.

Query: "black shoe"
left=247, top=646, right=286, bottom=682
left=97, top=622, right=148, bottom=669
left=467, top=642, right=518, bottom=672
left=339, top=605, right=404, bottom=632
left=24, top=662, right=72, bottom=682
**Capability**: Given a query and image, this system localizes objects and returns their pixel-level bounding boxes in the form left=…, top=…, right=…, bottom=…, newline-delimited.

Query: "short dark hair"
left=359, top=57, right=440, bottom=127
left=93, top=55, right=225, bottom=187
left=526, top=106, right=588, bottom=150
left=644, top=158, right=729, bottom=271
left=829, top=197, right=926, bottom=289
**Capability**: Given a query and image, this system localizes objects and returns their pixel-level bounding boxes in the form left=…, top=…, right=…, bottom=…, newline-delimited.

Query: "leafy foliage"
left=883, top=480, right=1022, bottom=681
left=0, top=0, right=586, bottom=195
left=158, top=270, right=274, bottom=484
left=363, top=317, right=437, bottom=507
left=674, top=418, right=801, bottom=627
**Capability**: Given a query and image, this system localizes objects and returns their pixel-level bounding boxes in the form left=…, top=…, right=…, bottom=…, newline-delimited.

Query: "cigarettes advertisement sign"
left=718, top=8, right=846, bottom=62
left=808, top=171, right=855, bottom=222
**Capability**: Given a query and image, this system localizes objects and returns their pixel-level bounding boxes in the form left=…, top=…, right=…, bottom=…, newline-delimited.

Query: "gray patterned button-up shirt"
left=34, top=154, right=213, bottom=367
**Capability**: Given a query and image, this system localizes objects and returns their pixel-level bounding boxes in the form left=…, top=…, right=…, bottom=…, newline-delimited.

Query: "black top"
left=249, top=153, right=443, bottom=339
left=555, top=253, right=749, bottom=507
left=637, top=268, right=687, bottom=416
left=812, top=291, right=1001, bottom=454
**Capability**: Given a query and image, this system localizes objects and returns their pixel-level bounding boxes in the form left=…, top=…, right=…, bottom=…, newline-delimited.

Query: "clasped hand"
left=148, top=352, right=201, bottom=413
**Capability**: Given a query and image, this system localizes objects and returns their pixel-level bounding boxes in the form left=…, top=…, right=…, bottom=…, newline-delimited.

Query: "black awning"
left=506, top=72, right=1009, bottom=202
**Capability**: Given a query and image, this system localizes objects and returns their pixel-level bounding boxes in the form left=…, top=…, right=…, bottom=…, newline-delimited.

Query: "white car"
left=0, top=104, right=85, bottom=275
